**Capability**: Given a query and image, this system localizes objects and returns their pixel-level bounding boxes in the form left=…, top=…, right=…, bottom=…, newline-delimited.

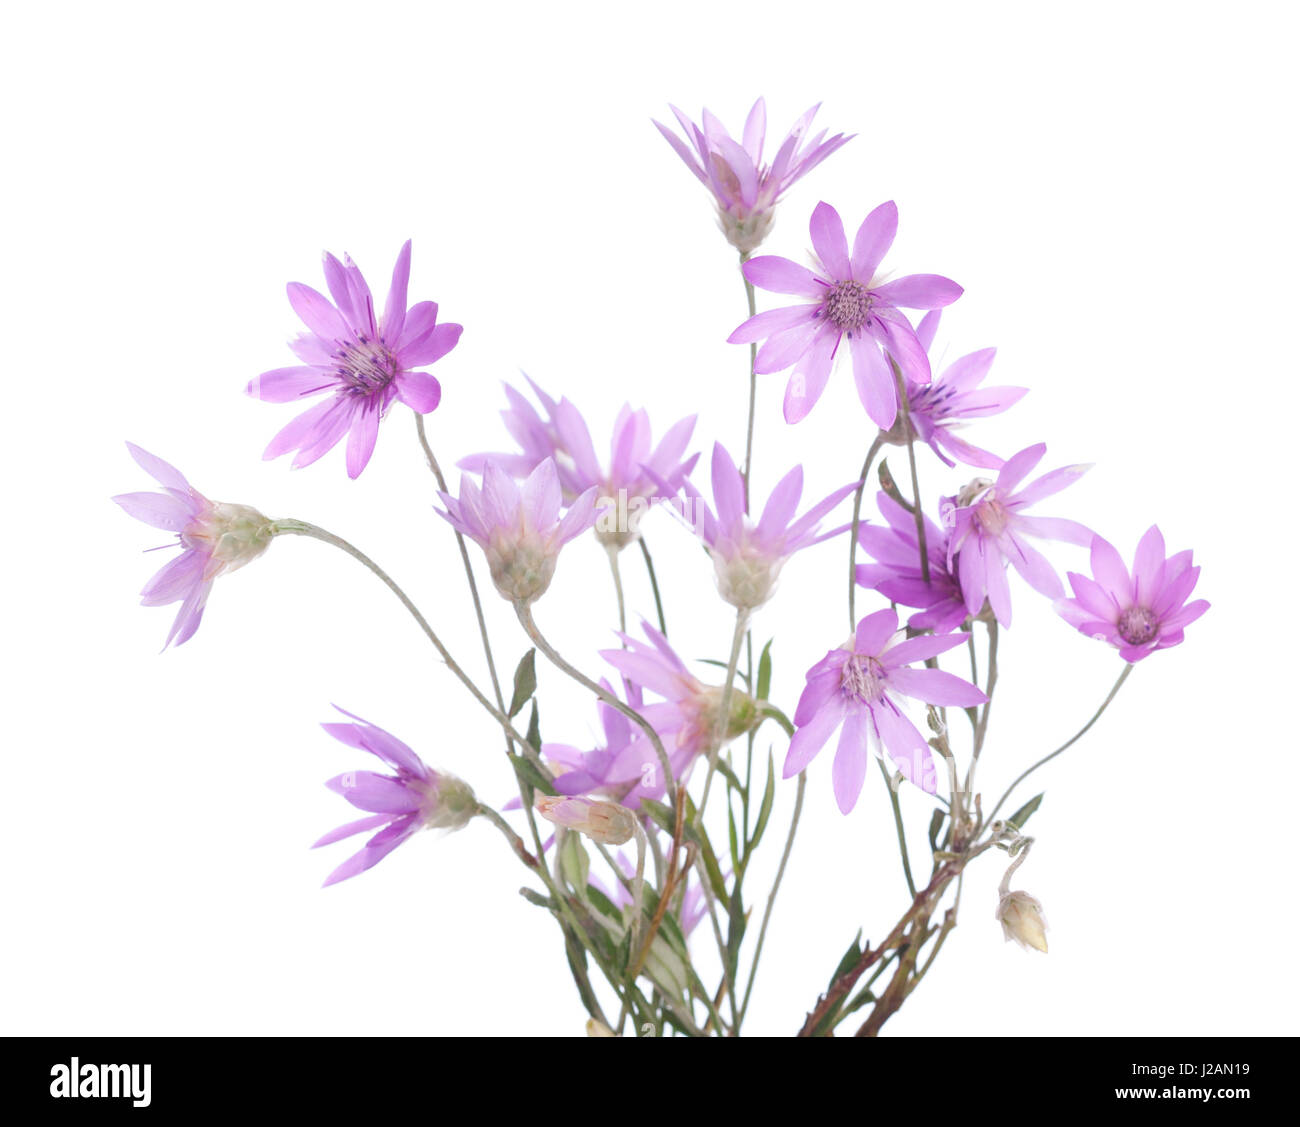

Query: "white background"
left=3, top=0, right=1296, bottom=1036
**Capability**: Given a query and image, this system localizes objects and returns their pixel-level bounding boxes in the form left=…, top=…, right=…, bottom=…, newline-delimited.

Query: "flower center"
left=821, top=280, right=872, bottom=334
left=1117, top=606, right=1159, bottom=646
left=334, top=337, right=400, bottom=397
left=973, top=495, right=1010, bottom=537
left=841, top=654, right=885, bottom=704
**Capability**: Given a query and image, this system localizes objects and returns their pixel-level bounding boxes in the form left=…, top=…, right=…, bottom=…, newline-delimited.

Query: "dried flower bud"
left=996, top=890, right=1048, bottom=953
left=585, top=1018, right=617, bottom=1037
left=534, top=795, right=638, bottom=846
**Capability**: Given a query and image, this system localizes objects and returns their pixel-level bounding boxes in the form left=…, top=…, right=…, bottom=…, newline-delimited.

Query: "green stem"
left=696, top=608, right=749, bottom=825
left=879, top=758, right=917, bottom=898
left=606, top=544, right=627, bottom=635
left=984, top=663, right=1134, bottom=827
left=740, top=254, right=758, bottom=511
left=638, top=536, right=668, bottom=637
left=847, top=432, right=887, bottom=630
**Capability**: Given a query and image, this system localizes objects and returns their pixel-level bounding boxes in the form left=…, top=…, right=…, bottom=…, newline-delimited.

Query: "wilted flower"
left=249, top=240, right=462, bottom=478
left=856, top=491, right=969, bottom=634
left=113, top=443, right=274, bottom=648
left=1056, top=526, right=1209, bottom=661
left=886, top=310, right=1026, bottom=469
left=784, top=608, right=986, bottom=811
left=313, top=707, right=476, bottom=887
left=462, top=380, right=698, bottom=549
left=659, top=443, right=855, bottom=610
left=535, top=795, right=638, bottom=846
left=944, top=443, right=1094, bottom=627
left=996, top=890, right=1049, bottom=953
left=654, top=98, right=852, bottom=253
left=728, top=201, right=962, bottom=426
left=435, top=459, right=599, bottom=604
left=599, top=622, right=757, bottom=786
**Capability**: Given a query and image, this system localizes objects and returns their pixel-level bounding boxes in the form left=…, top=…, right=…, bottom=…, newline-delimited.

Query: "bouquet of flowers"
left=114, top=98, right=1207, bottom=1037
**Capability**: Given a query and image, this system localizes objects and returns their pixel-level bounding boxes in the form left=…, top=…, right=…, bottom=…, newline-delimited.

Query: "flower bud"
left=190, top=502, right=275, bottom=578
left=485, top=531, right=557, bottom=603
left=585, top=1018, right=617, bottom=1037
left=534, top=795, right=638, bottom=846
left=996, top=890, right=1048, bottom=953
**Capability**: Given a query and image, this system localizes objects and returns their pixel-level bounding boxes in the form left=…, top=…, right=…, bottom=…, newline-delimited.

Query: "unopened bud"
left=535, top=795, right=638, bottom=846
left=996, top=890, right=1048, bottom=953
left=585, top=1018, right=617, bottom=1037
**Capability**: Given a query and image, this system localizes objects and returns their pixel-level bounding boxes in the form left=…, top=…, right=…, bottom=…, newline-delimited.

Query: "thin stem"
left=637, top=536, right=668, bottom=637
left=474, top=803, right=539, bottom=870
left=740, top=255, right=758, bottom=511
left=413, top=414, right=507, bottom=718
left=894, top=362, right=930, bottom=584
left=985, top=663, right=1134, bottom=827
left=738, top=770, right=806, bottom=1026
left=879, top=758, right=917, bottom=898
left=606, top=544, right=627, bottom=635
left=696, top=608, right=749, bottom=824
left=514, top=602, right=677, bottom=807
left=847, top=432, right=887, bottom=630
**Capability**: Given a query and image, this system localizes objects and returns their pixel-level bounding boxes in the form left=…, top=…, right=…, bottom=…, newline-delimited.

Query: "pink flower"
left=249, top=240, right=462, bottom=479
left=113, top=443, right=274, bottom=648
left=894, top=310, right=1027, bottom=470
left=462, top=380, right=698, bottom=548
left=313, top=707, right=476, bottom=887
left=728, top=201, right=962, bottom=426
left=784, top=609, right=986, bottom=811
left=655, top=99, right=852, bottom=253
left=1056, top=526, right=1209, bottom=661
left=599, top=623, right=756, bottom=787
left=435, top=459, right=599, bottom=603
left=662, top=443, right=856, bottom=610
left=945, top=443, right=1094, bottom=627
left=856, top=491, right=969, bottom=635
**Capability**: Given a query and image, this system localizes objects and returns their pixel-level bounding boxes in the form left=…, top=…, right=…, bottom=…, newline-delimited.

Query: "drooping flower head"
left=249, top=240, right=462, bottom=478
left=728, top=201, right=963, bottom=426
left=887, top=310, right=1027, bottom=469
left=997, top=890, right=1049, bottom=953
left=313, top=707, right=477, bottom=887
left=598, top=622, right=757, bottom=788
left=856, top=491, right=969, bottom=635
left=944, top=443, right=1094, bottom=628
left=784, top=609, right=986, bottom=812
left=1055, top=526, right=1208, bottom=662
left=534, top=795, right=638, bottom=846
left=660, top=443, right=856, bottom=610
left=113, top=443, right=274, bottom=648
left=462, top=380, right=698, bottom=550
left=435, top=459, right=599, bottom=604
left=654, top=99, right=852, bottom=253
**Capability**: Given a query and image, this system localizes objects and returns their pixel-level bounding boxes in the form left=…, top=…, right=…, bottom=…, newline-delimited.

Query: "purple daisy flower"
left=944, top=443, right=1094, bottom=628
left=856, top=491, right=969, bottom=634
left=313, top=707, right=477, bottom=887
left=659, top=443, right=856, bottom=610
left=249, top=240, right=462, bottom=479
left=435, top=458, right=600, bottom=604
left=599, top=622, right=755, bottom=787
left=1056, top=526, right=1209, bottom=662
left=727, top=201, right=963, bottom=427
left=654, top=98, right=852, bottom=253
left=462, top=380, right=698, bottom=549
left=113, top=443, right=274, bottom=648
left=784, top=609, right=986, bottom=811
left=890, top=310, right=1027, bottom=469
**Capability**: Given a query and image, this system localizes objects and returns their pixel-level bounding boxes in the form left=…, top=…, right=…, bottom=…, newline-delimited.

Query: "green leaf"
left=508, top=649, right=537, bottom=718
left=1008, top=793, right=1044, bottom=831
left=829, top=930, right=864, bottom=989
left=747, top=751, right=777, bottom=856
left=756, top=638, right=774, bottom=701
left=758, top=702, right=795, bottom=738
left=526, top=701, right=542, bottom=755
left=928, top=808, right=946, bottom=854
left=559, top=831, right=590, bottom=896
left=727, top=800, right=740, bottom=871
left=698, top=659, right=752, bottom=687
left=639, top=798, right=675, bottom=837
left=509, top=747, right=555, bottom=801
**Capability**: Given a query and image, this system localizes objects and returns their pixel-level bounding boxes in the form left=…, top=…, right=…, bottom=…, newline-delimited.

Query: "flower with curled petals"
left=728, top=201, right=962, bottom=427
left=784, top=609, right=985, bottom=812
left=1055, top=526, right=1208, bottom=661
left=654, top=98, right=852, bottom=253
left=249, top=240, right=462, bottom=478
left=313, top=707, right=476, bottom=887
